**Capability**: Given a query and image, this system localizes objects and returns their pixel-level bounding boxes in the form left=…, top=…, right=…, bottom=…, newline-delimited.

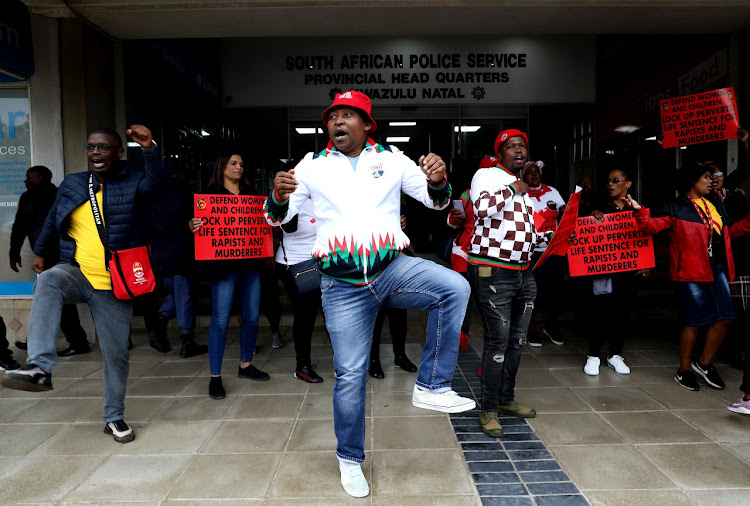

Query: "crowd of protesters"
left=2, top=90, right=749, bottom=498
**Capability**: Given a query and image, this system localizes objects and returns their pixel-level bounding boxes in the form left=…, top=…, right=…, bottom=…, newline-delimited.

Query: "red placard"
left=660, top=87, right=739, bottom=148
left=567, top=212, right=655, bottom=277
left=193, top=194, right=273, bottom=261
left=533, top=190, right=580, bottom=270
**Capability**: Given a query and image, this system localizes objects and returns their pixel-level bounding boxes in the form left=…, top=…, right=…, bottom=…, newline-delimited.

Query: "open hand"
left=126, top=124, right=153, bottom=148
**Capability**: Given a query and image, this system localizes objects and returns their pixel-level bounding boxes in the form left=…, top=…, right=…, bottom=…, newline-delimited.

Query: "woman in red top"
left=627, top=163, right=750, bottom=391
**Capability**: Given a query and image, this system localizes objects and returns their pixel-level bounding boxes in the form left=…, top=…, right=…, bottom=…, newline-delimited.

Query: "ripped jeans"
left=468, top=264, right=536, bottom=411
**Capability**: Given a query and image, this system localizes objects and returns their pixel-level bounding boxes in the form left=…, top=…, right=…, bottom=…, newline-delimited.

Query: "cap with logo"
left=321, top=90, right=378, bottom=133
left=479, top=156, right=500, bottom=169
left=493, top=129, right=528, bottom=158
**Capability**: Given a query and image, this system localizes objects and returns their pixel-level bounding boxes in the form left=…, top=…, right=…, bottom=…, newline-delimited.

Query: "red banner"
left=533, top=190, right=580, bottom=270
left=193, top=194, right=273, bottom=261
left=660, top=87, right=739, bottom=148
left=567, top=212, right=655, bottom=277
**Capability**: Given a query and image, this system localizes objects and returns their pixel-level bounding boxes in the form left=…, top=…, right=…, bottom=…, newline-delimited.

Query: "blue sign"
left=0, top=0, right=34, bottom=78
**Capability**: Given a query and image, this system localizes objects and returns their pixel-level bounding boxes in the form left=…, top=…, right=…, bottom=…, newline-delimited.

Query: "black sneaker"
left=526, top=332, right=542, bottom=348
left=104, top=420, right=135, bottom=443
left=0, top=356, right=21, bottom=371
left=149, top=331, right=171, bottom=353
left=1, top=365, right=52, bottom=391
left=238, top=364, right=270, bottom=381
left=209, top=376, right=225, bottom=399
left=394, top=355, right=417, bottom=372
left=543, top=327, right=564, bottom=346
left=691, top=360, right=725, bottom=389
left=294, top=365, right=324, bottom=383
left=369, top=358, right=384, bottom=379
left=675, top=369, right=700, bottom=391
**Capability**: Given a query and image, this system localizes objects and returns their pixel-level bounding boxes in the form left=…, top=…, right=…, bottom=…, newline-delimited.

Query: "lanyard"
left=689, top=197, right=717, bottom=258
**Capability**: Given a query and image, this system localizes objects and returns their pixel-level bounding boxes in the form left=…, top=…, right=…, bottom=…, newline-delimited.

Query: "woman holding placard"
left=582, top=169, right=646, bottom=376
left=626, top=163, right=750, bottom=391
left=189, top=154, right=269, bottom=400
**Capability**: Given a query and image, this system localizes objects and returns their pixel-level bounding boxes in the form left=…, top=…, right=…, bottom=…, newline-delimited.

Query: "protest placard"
left=193, top=194, right=273, bottom=261
left=533, top=190, right=580, bottom=270
left=568, top=211, right=655, bottom=277
left=660, top=87, right=739, bottom=148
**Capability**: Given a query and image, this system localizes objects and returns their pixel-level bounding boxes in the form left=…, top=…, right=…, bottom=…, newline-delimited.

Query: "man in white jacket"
left=265, top=90, right=474, bottom=498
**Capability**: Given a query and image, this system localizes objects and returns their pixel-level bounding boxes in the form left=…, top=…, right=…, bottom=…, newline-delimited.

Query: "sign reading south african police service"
left=222, top=36, right=594, bottom=107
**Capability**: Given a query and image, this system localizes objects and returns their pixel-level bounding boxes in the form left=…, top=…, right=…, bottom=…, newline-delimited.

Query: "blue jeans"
left=321, top=254, right=470, bottom=462
left=468, top=265, right=536, bottom=411
left=26, top=263, right=133, bottom=422
left=208, top=269, right=261, bottom=375
left=159, top=273, right=195, bottom=331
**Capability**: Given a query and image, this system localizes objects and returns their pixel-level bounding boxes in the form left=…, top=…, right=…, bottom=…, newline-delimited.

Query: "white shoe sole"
left=341, top=482, right=370, bottom=498
left=526, top=341, right=542, bottom=348
left=412, top=397, right=476, bottom=413
left=543, top=329, right=564, bottom=345
left=691, top=363, right=724, bottom=389
left=607, top=363, right=630, bottom=374
left=583, top=369, right=599, bottom=376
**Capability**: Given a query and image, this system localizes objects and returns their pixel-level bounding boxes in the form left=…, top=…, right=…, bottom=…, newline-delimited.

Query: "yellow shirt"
left=698, top=197, right=723, bottom=234
left=68, top=186, right=111, bottom=289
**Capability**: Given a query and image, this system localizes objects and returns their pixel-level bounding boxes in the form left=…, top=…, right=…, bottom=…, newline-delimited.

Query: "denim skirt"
left=676, top=263, right=735, bottom=327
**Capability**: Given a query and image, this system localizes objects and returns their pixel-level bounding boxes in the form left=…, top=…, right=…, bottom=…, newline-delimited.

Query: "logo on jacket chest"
left=370, top=163, right=384, bottom=178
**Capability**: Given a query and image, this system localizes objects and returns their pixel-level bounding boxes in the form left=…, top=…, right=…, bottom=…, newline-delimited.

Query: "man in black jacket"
left=9, top=165, right=89, bottom=356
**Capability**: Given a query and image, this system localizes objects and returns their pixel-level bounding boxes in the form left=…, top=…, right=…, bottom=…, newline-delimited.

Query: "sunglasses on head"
left=84, top=143, right=121, bottom=153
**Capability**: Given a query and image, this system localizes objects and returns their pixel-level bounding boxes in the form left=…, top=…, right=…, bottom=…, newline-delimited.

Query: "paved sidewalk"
left=0, top=310, right=748, bottom=505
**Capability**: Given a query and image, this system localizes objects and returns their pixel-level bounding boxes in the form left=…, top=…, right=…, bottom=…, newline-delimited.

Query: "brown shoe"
left=479, top=411, right=503, bottom=437
left=497, top=400, right=536, bottom=418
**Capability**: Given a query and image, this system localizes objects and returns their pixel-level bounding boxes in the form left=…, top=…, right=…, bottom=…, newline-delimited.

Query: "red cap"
left=479, top=156, right=499, bottom=169
left=321, top=91, right=378, bottom=133
left=494, top=129, right=528, bottom=157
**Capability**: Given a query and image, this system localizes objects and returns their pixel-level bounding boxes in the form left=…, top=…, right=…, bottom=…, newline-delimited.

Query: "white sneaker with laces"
left=339, top=459, right=369, bottom=498
left=607, top=355, right=630, bottom=374
left=412, top=385, right=476, bottom=413
left=584, top=356, right=600, bottom=376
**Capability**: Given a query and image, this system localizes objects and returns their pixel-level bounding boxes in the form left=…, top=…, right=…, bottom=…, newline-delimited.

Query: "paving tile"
left=586, top=489, right=698, bottom=505
left=551, top=367, right=631, bottom=387
left=8, top=397, right=101, bottom=423
left=226, top=394, right=304, bottom=419
left=371, top=391, right=444, bottom=417
left=518, top=471, right=570, bottom=483
left=514, top=368, right=566, bottom=388
left=372, top=496, right=477, bottom=505
left=472, top=472, right=521, bottom=484
left=600, top=411, right=710, bottom=444
left=371, top=370, right=419, bottom=392
left=533, top=353, right=589, bottom=368
left=623, top=366, right=686, bottom=385
left=528, top=413, right=627, bottom=445
left=115, top=420, right=218, bottom=454
left=0, top=456, right=20, bottom=475
left=51, top=361, right=102, bottom=379
left=165, top=500, right=261, bottom=506
left=151, top=395, right=236, bottom=421
left=721, top=440, right=750, bottom=463
left=571, top=386, right=665, bottom=412
left=504, top=441, right=547, bottom=450
left=373, top=415, right=456, bottom=450
left=476, top=483, right=529, bottom=496
left=169, top=453, right=281, bottom=499
left=0, top=423, right=67, bottom=455
left=31, top=423, right=122, bottom=456
left=526, top=481, right=580, bottom=495
left=270, top=452, right=365, bottom=498
left=0, top=455, right=105, bottom=503
left=687, top=489, right=750, bottom=506
left=511, top=388, right=593, bottom=413
left=464, top=450, right=510, bottom=462
left=0, top=398, right=41, bottom=422
left=66, top=454, right=193, bottom=501
left=638, top=385, right=729, bottom=410
left=468, top=461, right=516, bottom=473
left=242, top=375, right=312, bottom=394
left=675, top=409, right=750, bottom=442
left=514, top=460, right=561, bottom=472
left=373, top=449, right=475, bottom=496
left=126, top=376, right=193, bottom=396
left=177, top=374, right=252, bottom=396
left=287, top=417, right=371, bottom=452
left=550, top=445, right=675, bottom=490
left=637, top=443, right=750, bottom=489
left=143, top=359, right=207, bottom=377
left=534, top=495, right=590, bottom=506
left=202, top=419, right=292, bottom=453
left=0, top=377, right=76, bottom=398
left=298, top=392, right=335, bottom=418
left=480, top=497, right=534, bottom=506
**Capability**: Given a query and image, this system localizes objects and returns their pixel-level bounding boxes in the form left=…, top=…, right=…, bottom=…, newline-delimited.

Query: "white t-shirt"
left=275, top=198, right=317, bottom=265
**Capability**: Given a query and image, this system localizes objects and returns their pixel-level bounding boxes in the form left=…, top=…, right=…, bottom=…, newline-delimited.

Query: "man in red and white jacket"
left=265, top=91, right=473, bottom=498
left=467, top=129, right=551, bottom=438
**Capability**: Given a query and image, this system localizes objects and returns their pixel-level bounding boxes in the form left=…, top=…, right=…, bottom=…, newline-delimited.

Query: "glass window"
left=0, top=86, right=33, bottom=296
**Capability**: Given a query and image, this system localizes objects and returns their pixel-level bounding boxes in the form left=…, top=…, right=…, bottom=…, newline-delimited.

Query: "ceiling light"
left=201, top=129, right=211, bottom=137
left=645, top=136, right=657, bottom=141
left=387, top=137, right=410, bottom=143
left=614, top=125, right=638, bottom=134
left=127, top=142, right=139, bottom=147
left=605, top=150, right=615, bottom=156
left=296, top=128, right=324, bottom=134
left=389, top=122, right=417, bottom=127
left=454, top=125, right=481, bottom=133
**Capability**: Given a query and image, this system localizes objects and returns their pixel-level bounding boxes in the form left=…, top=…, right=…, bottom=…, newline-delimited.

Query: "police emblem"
left=197, top=198, right=207, bottom=210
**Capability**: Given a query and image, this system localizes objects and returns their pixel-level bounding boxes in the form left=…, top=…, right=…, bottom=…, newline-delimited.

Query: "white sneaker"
left=607, top=355, right=630, bottom=374
left=339, top=459, right=369, bottom=498
left=584, top=356, right=600, bottom=376
left=412, top=385, right=476, bottom=413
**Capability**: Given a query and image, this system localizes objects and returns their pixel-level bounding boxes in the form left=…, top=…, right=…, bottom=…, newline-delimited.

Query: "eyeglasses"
left=84, top=143, right=121, bottom=153
left=711, top=172, right=724, bottom=177
left=607, top=177, right=627, bottom=184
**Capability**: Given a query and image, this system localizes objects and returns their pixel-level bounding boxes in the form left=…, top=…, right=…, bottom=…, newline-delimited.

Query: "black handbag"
left=281, top=233, right=321, bottom=296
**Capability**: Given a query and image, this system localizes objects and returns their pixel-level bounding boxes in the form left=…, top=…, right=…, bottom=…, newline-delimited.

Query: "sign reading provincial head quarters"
left=194, top=194, right=273, bottom=260
left=660, top=87, right=739, bottom=149
left=221, top=36, right=595, bottom=107
left=567, top=212, right=655, bottom=277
